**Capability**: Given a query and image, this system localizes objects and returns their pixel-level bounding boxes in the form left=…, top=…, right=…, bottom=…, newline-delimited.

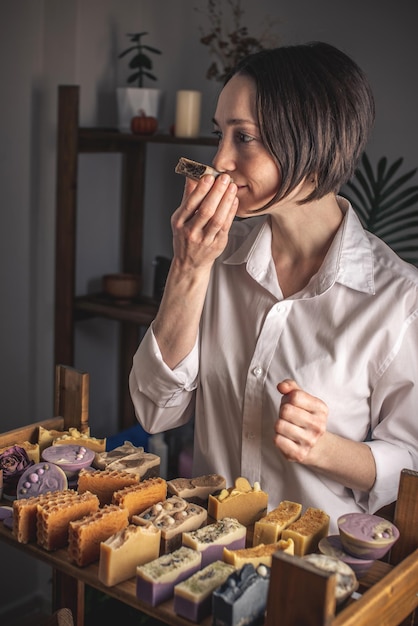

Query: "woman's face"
left=212, top=73, right=281, bottom=217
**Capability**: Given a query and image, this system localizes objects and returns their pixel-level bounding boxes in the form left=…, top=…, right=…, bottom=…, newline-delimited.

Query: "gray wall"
left=0, top=0, right=417, bottom=616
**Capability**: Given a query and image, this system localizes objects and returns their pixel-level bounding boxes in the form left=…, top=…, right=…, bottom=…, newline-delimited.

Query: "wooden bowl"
left=102, top=273, right=141, bottom=300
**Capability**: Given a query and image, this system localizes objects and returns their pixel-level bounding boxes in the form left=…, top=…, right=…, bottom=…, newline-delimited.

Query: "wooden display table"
left=1, top=366, right=417, bottom=625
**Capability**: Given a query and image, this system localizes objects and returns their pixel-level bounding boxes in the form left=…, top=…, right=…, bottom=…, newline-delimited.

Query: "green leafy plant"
left=196, top=0, right=279, bottom=82
left=342, top=153, right=418, bottom=266
left=118, top=31, right=162, bottom=88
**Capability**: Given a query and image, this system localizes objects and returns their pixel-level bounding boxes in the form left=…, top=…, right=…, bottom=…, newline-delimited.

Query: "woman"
left=129, top=42, right=418, bottom=531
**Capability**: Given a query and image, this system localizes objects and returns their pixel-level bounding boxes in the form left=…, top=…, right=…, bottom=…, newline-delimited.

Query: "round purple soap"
left=42, top=444, right=94, bottom=476
left=16, top=462, right=68, bottom=499
left=319, top=535, right=374, bottom=577
left=0, top=505, right=13, bottom=521
left=337, top=513, right=400, bottom=560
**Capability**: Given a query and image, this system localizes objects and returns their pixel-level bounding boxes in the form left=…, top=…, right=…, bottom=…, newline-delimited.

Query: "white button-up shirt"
left=130, top=199, right=418, bottom=531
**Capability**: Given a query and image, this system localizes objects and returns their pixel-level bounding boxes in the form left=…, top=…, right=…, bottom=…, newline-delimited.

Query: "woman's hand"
left=274, top=379, right=328, bottom=463
left=171, top=174, right=239, bottom=272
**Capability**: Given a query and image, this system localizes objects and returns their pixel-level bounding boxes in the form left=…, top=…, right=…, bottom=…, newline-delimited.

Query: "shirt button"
left=253, top=366, right=263, bottom=378
left=246, top=431, right=255, bottom=440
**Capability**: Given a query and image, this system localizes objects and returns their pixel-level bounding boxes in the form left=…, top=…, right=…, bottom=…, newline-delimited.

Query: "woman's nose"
left=212, top=140, right=236, bottom=174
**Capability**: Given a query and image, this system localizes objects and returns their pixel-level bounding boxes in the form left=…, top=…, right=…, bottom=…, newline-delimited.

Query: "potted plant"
left=196, top=0, right=279, bottom=83
left=342, top=153, right=418, bottom=266
left=116, top=31, right=162, bottom=133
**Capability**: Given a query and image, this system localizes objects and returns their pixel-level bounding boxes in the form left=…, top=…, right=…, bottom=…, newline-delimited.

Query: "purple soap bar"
left=16, top=462, right=68, bottom=499
left=136, top=547, right=202, bottom=606
left=42, top=445, right=94, bottom=476
left=182, top=517, right=247, bottom=568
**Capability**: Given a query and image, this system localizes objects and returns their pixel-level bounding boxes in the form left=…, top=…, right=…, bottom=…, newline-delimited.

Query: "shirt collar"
left=224, top=197, right=375, bottom=298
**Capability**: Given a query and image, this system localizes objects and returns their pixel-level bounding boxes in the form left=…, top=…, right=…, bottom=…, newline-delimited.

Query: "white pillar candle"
left=175, top=90, right=202, bottom=138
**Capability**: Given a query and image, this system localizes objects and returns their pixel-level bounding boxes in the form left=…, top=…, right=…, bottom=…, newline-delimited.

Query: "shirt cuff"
left=353, top=440, right=414, bottom=512
left=131, top=325, right=199, bottom=407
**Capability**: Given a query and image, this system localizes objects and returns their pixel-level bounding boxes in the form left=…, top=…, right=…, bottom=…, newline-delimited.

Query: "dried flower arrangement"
left=196, top=0, right=279, bottom=83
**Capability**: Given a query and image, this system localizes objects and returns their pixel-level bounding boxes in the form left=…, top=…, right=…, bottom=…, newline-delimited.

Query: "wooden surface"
left=0, top=522, right=211, bottom=626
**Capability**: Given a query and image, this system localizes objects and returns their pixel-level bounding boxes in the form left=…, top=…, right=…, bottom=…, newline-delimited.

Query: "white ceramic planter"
left=116, top=87, right=162, bottom=132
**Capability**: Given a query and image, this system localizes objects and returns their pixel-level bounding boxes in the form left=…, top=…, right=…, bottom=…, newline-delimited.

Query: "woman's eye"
left=212, top=130, right=222, bottom=141
left=238, top=132, right=255, bottom=143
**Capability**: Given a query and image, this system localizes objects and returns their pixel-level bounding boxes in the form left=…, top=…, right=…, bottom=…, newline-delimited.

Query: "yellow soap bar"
left=223, top=538, right=294, bottom=568
left=253, top=500, right=302, bottom=546
left=207, top=477, right=268, bottom=527
left=99, top=523, right=161, bottom=586
left=281, top=507, right=330, bottom=556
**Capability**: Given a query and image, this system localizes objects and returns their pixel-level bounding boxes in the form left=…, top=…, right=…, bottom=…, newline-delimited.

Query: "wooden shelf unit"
left=54, top=85, right=217, bottom=430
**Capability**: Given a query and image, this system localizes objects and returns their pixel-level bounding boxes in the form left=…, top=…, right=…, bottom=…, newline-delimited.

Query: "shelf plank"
left=78, top=128, right=218, bottom=153
left=74, top=293, right=159, bottom=325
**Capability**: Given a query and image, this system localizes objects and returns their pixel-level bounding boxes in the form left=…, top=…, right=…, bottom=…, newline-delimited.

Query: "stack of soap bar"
left=223, top=538, right=294, bottom=568
left=37, top=490, right=100, bottom=550
left=212, top=563, right=271, bottom=626
left=68, top=504, right=129, bottom=566
left=174, top=560, right=235, bottom=622
left=132, top=495, right=207, bottom=553
left=182, top=517, right=246, bottom=567
left=281, top=507, right=330, bottom=556
left=13, top=489, right=76, bottom=543
left=94, top=441, right=160, bottom=480
left=99, top=522, right=161, bottom=586
left=136, top=546, right=202, bottom=606
left=77, top=467, right=139, bottom=506
left=207, top=477, right=268, bottom=527
left=112, top=477, right=167, bottom=520
left=253, top=500, right=302, bottom=546
left=167, top=474, right=226, bottom=506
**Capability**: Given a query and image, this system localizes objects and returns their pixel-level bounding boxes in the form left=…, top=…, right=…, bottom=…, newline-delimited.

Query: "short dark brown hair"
left=227, top=42, right=375, bottom=204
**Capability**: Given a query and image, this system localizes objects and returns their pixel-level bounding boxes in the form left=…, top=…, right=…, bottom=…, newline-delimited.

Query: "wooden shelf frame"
left=54, top=85, right=217, bottom=429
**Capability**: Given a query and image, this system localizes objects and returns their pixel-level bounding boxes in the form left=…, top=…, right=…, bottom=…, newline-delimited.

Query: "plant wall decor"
left=342, top=153, right=418, bottom=266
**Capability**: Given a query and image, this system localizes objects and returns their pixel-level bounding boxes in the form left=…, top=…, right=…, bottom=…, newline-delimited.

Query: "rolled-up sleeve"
left=129, top=324, right=199, bottom=433
left=353, top=314, right=418, bottom=512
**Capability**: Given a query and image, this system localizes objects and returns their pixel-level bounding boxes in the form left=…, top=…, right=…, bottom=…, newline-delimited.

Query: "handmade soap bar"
left=37, top=490, right=100, bottom=551
left=303, top=553, right=358, bottom=604
left=112, top=477, right=167, bottom=520
left=207, top=477, right=268, bottom=527
left=94, top=441, right=160, bottom=480
left=77, top=467, right=139, bottom=506
left=174, top=560, right=235, bottom=623
left=42, top=444, right=95, bottom=477
left=253, top=500, right=302, bottom=546
left=52, top=427, right=106, bottom=453
left=132, top=495, right=207, bottom=553
left=136, top=546, right=202, bottom=606
left=223, top=538, right=294, bottom=568
left=167, top=474, right=226, bottom=506
left=281, top=507, right=330, bottom=556
left=0, top=441, right=40, bottom=464
left=99, top=523, right=161, bottom=587
left=182, top=517, right=246, bottom=567
left=68, top=504, right=129, bottom=567
left=13, top=489, right=76, bottom=544
left=212, top=563, right=271, bottom=626
left=16, top=462, right=68, bottom=499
